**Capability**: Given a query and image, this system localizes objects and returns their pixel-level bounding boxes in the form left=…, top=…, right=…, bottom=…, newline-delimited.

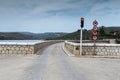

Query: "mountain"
left=0, top=32, right=67, bottom=40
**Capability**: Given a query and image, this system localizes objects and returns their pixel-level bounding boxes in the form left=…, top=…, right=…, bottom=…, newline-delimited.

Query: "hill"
left=56, top=26, right=120, bottom=40
left=103, top=26, right=120, bottom=31
left=0, top=32, right=67, bottom=40
left=0, top=26, right=120, bottom=40
left=55, top=29, right=91, bottom=40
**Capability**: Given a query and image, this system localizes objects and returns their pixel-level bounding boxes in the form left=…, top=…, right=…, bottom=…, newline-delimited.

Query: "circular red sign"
left=93, top=30, right=98, bottom=35
left=93, top=26, right=98, bottom=30
left=93, top=36, right=97, bottom=40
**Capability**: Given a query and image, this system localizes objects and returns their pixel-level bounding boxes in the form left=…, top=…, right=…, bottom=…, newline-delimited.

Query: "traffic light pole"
left=80, top=17, right=84, bottom=56
left=80, top=27, right=82, bottom=55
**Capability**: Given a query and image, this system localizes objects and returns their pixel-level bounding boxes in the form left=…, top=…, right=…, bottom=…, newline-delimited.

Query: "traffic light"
left=81, top=17, right=84, bottom=28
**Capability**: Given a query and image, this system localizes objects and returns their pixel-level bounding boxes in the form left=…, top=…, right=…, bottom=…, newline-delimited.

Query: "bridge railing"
left=0, top=40, right=63, bottom=54
left=64, top=41, right=120, bottom=56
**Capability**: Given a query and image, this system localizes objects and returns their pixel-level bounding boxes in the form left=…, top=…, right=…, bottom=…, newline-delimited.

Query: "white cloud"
left=87, top=0, right=120, bottom=16
left=0, top=0, right=120, bottom=32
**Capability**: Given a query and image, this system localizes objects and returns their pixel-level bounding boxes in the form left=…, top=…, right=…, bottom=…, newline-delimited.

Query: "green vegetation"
left=0, top=27, right=120, bottom=40
left=98, top=26, right=120, bottom=39
left=55, top=29, right=91, bottom=40
left=0, top=32, right=33, bottom=40
left=56, top=26, right=120, bottom=40
left=0, top=32, right=67, bottom=40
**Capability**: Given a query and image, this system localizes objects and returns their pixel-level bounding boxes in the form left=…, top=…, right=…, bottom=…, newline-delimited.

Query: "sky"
left=0, top=0, right=120, bottom=33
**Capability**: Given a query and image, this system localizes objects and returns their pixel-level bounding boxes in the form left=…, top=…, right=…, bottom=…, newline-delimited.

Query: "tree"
left=100, top=26, right=105, bottom=36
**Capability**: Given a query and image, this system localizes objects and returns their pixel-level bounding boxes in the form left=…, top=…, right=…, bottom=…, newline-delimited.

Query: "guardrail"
left=0, top=40, right=63, bottom=54
left=64, top=41, right=120, bottom=56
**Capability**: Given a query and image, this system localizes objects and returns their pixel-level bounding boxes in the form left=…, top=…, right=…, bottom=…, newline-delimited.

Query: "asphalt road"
left=0, top=43, right=120, bottom=80
left=24, top=43, right=85, bottom=80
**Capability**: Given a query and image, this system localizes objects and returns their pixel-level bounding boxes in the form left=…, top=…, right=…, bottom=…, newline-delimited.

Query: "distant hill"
left=1, top=26, right=120, bottom=40
left=103, top=26, right=120, bottom=31
left=0, top=32, right=67, bottom=40
left=31, top=32, right=68, bottom=40
left=55, top=29, right=91, bottom=40
left=56, top=26, right=120, bottom=40
left=0, top=32, right=33, bottom=40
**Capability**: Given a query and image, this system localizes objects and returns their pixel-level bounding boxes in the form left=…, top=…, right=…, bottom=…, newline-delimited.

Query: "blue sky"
left=0, top=0, right=120, bottom=33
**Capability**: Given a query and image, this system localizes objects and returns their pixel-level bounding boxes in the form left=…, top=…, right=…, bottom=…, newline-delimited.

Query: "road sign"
left=93, top=36, right=97, bottom=40
left=93, top=20, right=98, bottom=26
left=92, top=20, right=98, bottom=55
left=92, top=20, right=98, bottom=41
left=92, top=30, right=98, bottom=35
left=93, top=26, right=98, bottom=30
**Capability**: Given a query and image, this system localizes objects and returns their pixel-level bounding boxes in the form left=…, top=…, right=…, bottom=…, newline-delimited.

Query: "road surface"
left=24, top=43, right=85, bottom=80
left=0, top=43, right=120, bottom=80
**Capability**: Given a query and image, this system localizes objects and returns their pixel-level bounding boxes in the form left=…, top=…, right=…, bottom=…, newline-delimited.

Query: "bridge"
left=0, top=41, right=120, bottom=80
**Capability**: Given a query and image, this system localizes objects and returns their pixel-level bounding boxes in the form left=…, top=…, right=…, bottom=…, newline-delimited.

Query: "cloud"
left=1, top=0, right=119, bottom=17
left=0, top=0, right=120, bottom=32
left=87, top=0, right=120, bottom=16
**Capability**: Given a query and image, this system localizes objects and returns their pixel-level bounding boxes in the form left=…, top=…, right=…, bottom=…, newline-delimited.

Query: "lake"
left=0, top=40, right=45, bottom=44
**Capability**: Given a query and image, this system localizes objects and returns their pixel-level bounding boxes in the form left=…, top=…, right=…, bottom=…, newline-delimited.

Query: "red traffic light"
left=81, top=17, right=84, bottom=21
left=80, top=17, right=84, bottom=28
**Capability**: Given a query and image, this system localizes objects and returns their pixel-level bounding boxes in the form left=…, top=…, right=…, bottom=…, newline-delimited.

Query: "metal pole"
left=80, top=17, right=84, bottom=56
left=80, top=27, right=82, bottom=55
left=94, top=40, right=95, bottom=55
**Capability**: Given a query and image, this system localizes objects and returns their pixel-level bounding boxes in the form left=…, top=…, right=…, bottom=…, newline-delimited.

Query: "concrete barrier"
left=0, top=40, right=63, bottom=54
left=34, top=40, right=63, bottom=53
left=0, top=43, right=34, bottom=54
left=64, top=41, right=120, bottom=56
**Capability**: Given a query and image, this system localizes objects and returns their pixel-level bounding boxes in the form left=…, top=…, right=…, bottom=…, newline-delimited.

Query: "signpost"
left=92, top=20, right=98, bottom=55
left=80, top=17, right=84, bottom=55
left=93, top=20, right=98, bottom=40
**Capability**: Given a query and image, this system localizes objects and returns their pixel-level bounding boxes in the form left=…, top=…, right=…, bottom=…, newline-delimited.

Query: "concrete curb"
left=62, top=43, right=120, bottom=59
left=78, top=55, right=120, bottom=59
left=62, top=44, right=75, bottom=57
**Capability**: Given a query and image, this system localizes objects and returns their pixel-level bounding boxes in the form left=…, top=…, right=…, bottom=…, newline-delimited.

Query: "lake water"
left=0, top=40, right=45, bottom=44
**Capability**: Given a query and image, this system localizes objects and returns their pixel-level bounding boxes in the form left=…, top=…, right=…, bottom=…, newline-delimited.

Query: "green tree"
left=100, top=26, right=105, bottom=36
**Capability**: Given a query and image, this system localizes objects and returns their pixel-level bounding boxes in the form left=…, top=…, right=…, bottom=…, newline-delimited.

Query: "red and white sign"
left=92, top=30, right=98, bottom=35
left=92, top=20, right=98, bottom=40
left=93, top=36, right=97, bottom=40
left=93, top=26, right=98, bottom=30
